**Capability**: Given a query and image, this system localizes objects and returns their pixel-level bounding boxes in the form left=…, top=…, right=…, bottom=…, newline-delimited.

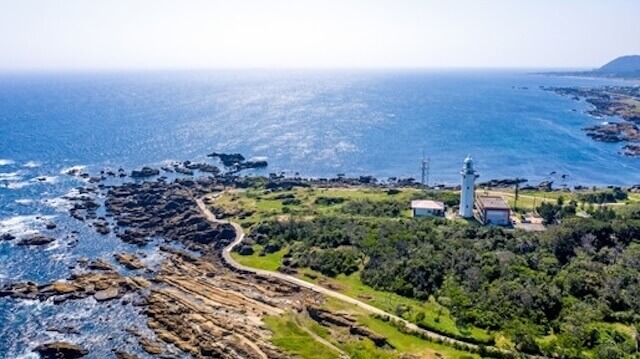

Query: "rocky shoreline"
left=544, top=86, right=640, bottom=156
left=2, top=157, right=378, bottom=358
left=4, top=150, right=640, bottom=357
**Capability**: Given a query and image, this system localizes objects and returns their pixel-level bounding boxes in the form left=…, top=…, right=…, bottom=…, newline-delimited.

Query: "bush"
left=314, top=196, right=346, bottom=206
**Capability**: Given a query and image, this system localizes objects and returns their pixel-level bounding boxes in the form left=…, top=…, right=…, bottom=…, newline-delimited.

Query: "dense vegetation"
left=246, top=204, right=640, bottom=357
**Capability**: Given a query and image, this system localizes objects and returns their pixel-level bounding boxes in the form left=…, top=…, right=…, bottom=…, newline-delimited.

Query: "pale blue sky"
left=0, top=0, right=638, bottom=70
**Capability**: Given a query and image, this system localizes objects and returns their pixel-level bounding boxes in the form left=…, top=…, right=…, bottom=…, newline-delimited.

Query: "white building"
left=476, top=196, right=511, bottom=226
left=411, top=200, right=445, bottom=217
left=459, top=156, right=477, bottom=218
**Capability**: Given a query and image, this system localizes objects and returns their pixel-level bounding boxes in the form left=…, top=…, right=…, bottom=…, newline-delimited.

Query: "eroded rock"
left=114, top=253, right=146, bottom=270
left=17, top=235, right=55, bottom=246
left=34, top=342, right=88, bottom=359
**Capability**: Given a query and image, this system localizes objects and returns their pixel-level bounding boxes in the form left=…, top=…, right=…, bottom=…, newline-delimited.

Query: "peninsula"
left=543, top=55, right=640, bottom=79
left=543, top=85, right=640, bottom=155
left=3, top=153, right=640, bottom=358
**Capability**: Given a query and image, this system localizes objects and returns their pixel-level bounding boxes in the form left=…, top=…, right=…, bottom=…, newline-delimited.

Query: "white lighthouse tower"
left=459, top=156, right=477, bottom=218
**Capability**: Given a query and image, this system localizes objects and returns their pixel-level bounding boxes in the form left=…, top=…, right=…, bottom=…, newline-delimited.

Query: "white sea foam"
left=0, top=159, right=15, bottom=166
left=23, top=161, right=41, bottom=168
left=141, top=250, right=164, bottom=268
left=45, top=241, right=62, bottom=252
left=16, top=297, right=53, bottom=309
left=15, top=199, right=34, bottom=205
left=42, top=188, right=80, bottom=211
left=30, top=175, right=58, bottom=184
left=6, top=181, right=32, bottom=189
left=0, top=171, right=31, bottom=189
left=14, top=352, right=40, bottom=359
left=0, top=214, right=56, bottom=238
left=60, top=165, right=86, bottom=175
left=0, top=171, right=23, bottom=181
left=249, top=156, right=268, bottom=162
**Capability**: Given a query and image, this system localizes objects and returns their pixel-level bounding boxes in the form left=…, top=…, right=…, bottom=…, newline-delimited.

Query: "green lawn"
left=231, top=244, right=288, bottom=271
left=264, top=314, right=340, bottom=359
left=213, top=187, right=422, bottom=225
left=299, top=270, right=493, bottom=345
left=233, top=244, right=494, bottom=351
left=323, top=297, right=479, bottom=359
left=265, top=302, right=479, bottom=359
left=223, top=187, right=494, bottom=346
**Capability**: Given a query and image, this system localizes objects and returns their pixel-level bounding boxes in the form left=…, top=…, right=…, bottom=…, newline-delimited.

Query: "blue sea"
left=0, top=69, right=638, bottom=357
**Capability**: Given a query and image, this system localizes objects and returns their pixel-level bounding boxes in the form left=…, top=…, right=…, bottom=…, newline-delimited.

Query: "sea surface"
left=0, top=69, right=638, bottom=357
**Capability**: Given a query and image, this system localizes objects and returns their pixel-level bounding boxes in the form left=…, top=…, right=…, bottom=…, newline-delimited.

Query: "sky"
left=0, top=0, right=638, bottom=70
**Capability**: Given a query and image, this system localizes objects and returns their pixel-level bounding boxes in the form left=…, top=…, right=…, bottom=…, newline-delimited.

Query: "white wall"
left=485, top=209, right=510, bottom=225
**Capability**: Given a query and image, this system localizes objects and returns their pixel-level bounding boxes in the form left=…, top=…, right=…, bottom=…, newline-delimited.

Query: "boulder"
left=17, top=235, right=55, bottom=246
left=207, top=152, right=245, bottom=166
left=94, top=287, right=120, bottom=301
left=130, top=167, right=160, bottom=178
left=1, top=233, right=15, bottom=241
left=114, top=351, right=140, bottom=359
left=34, top=342, right=88, bottom=359
left=88, top=259, right=114, bottom=271
left=114, top=253, right=146, bottom=270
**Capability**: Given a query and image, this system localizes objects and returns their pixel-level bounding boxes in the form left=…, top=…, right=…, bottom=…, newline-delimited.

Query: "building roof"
left=476, top=196, right=510, bottom=210
left=411, top=200, right=445, bottom=211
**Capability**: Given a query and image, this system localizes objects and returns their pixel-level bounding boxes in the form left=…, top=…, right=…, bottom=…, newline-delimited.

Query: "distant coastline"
left=539, top=55, right=640, bottom=80
left=543, top=85, right=640, bottom=156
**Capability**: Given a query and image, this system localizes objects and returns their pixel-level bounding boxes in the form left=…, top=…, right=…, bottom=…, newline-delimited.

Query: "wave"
left=46, top=242, right=64, bottom=252
left=0, top=214, right=56, bottom=238
left=42, top=188, right=80, bottom=211
left=23, top=161, right=41, bottom=168
left=3, top=176, right=60, bottom=189
left=30, top=176, right=58, bottom=184
left=0, top=171, right=23, bottom=181
left=60, top=165, right=86, bottom=175
left=0, top=159, right=15, bottom=166
left=13, top=352, right=40, bottom=359
left=5, top=181, right=32, bottom=190
left=14, top=199, right=34, bottom=205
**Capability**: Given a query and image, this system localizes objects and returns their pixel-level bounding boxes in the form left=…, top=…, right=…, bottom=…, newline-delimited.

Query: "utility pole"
left=514, top=178, right=520, bottom=212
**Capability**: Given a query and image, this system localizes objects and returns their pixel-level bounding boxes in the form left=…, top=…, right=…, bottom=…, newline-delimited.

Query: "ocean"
left=0, top=69, right=638, bottom=357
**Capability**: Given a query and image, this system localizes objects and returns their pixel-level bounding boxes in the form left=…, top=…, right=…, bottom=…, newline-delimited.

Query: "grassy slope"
left=234, top=247, right=494, bottom=346
left=213, top=187, right=420, bottom=226
left=219, top=185, right=639, bottom=357
left=231, top=244, right=288, bottom=271
left=219, top=187, right=496, bottom=356
left=264, top=298, right=479, bottom=359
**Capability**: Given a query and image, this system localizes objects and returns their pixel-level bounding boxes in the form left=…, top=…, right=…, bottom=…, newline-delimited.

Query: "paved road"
left=195, top=197, right=522, bottom=356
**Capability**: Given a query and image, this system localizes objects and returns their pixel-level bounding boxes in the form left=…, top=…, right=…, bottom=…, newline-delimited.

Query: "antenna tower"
left=420, top=150, right=430, bottom=188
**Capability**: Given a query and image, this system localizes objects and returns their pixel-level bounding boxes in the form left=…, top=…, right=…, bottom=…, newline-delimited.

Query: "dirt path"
left=292, top=313, right=348, bottom=358
left=196, top=195, right=548, bottom=358
left=195, top=197, right=488, bottom=353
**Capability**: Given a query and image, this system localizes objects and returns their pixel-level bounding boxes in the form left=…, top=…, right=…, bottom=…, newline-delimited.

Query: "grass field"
left=230, top=244, right=288, bottom=271
left=264, top=298, right=480, bottom=359
left=212, top=186, right=422, bottom=226
left=233, top=247, right=495, bottom=346
left=300, top=268, right=493, bottom=345
left=264, top=314, right=340, bottom=359
left=223, top=186, right=496, bottom=348
left=223, top=184, right=639, bottom=358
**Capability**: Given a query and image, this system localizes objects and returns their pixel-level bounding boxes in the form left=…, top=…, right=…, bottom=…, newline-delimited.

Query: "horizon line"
left=0, top=65, right=595, bottom=74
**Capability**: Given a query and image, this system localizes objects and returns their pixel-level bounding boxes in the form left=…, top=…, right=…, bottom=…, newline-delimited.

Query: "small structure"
left=411, top=200, right=445, bottom=217
left=476, top=196, right=511, bottom=226
left=459, top=156, right=477, bottom=218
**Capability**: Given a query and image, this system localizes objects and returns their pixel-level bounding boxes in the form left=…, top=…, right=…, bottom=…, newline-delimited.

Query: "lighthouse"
left=459, top=156, right=477, bottom=218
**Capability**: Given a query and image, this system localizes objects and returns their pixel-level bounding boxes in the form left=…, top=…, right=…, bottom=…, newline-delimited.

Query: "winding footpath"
left=195, top=197, right=518, bottom=356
